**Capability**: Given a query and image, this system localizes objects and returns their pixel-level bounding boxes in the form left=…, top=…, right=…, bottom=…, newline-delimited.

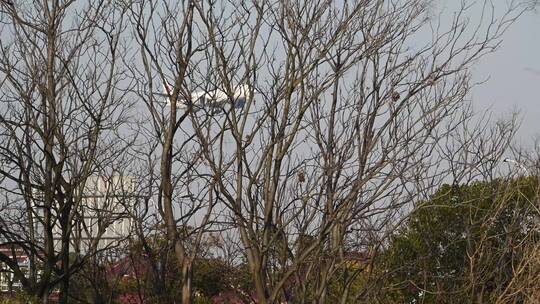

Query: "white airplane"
left=156, top=82, right=250, bottom=112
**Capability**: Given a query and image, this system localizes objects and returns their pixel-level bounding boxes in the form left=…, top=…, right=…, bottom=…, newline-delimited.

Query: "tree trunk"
left=181, top=260, right=193, bottom=304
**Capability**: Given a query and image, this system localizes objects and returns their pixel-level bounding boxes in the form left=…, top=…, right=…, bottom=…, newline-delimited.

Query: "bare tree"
left=0, top=1, right=132, bottom=303
left=0, top=0, right=532, bottom=303
left=179, top=0, right=529, bottom=303
left=124, top=1, right=220, bottom=303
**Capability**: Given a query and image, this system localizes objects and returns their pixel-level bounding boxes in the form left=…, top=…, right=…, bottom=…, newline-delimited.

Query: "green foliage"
left=193, top=258, right=233, bottom=297
left=193, top=259, right=253, bottom=301
left=325, top=264, right=370, bottom=304
left=0, top=291, right=37, bottom=304
left=95, top=235, right=255, bottom=303
left=192, top=296, right=214, bottom=304
left=384, top=177, right=539, bottom=303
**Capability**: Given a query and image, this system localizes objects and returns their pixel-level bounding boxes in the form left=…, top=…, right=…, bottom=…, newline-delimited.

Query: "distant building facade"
left=0, top=176, right=135, bottom=300
left=56, top=175, right=136, bottom=255
left=30, top=175, right=136, bottom=255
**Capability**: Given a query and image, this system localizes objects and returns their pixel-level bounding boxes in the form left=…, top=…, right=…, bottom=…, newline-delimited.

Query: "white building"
left=52, top=175, right=136, bottom=256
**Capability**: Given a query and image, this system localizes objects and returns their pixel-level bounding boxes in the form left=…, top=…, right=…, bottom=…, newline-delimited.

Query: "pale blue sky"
left=457, top=3, right=540, bottom=143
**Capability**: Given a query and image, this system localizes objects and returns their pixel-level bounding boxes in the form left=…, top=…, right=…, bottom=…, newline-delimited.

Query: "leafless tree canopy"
left=0, top=0, right=538, bottom=303
left=0, top=0, right=134, bottom=302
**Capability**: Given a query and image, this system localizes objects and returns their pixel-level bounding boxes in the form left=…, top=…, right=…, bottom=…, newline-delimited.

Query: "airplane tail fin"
left=162, top=80, right=187, bottom=109
left=163, top=80, right=174, bottom=103
left=162, top=81, right=172, bottom=104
